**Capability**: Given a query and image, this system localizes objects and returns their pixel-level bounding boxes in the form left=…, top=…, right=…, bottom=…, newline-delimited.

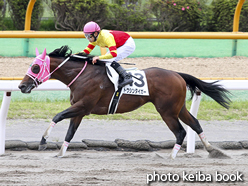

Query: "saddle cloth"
left=106, top=64, right=149, bottom=114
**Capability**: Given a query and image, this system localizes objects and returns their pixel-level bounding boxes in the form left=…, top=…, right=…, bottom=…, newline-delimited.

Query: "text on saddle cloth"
left=106, top=65, right=149, bottom=114
left=106, top=65, right=149, bottom=96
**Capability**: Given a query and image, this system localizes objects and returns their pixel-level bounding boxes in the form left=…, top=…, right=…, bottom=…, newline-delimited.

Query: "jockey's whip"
left=131, top=75, right=142, bottom=81
left=119, top=62, right=136, bottom=65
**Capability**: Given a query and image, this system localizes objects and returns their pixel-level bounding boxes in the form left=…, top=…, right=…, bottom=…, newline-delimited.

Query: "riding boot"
left=111, top=61, right=133, bottom=88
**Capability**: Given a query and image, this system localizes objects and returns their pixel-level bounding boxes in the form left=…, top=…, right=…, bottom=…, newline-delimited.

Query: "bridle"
left=26, top=56, right=51, bottom=87
left=26, top=56, right=88, bottom=88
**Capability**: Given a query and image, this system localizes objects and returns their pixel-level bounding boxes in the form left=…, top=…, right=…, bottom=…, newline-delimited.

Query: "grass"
left=5, top=100, right=248, bottom=121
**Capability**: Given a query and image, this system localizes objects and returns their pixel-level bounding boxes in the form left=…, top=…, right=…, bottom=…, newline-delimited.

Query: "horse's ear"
left=35, top=48, right=39, bottom=56
left=40, top=48, right=46, bottom=60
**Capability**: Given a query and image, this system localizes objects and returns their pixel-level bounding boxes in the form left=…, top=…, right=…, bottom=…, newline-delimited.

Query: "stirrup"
left=118, top=78, right=133, bottom=88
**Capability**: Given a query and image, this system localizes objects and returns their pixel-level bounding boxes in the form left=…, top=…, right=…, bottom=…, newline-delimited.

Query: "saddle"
left=106, top=63, right=149, bottom=114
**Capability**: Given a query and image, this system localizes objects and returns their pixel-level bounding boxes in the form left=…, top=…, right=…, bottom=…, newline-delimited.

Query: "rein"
left=67, top=61, right=87, bottom=87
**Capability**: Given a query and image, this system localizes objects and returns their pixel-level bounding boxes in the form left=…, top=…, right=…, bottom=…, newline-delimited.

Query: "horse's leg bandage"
left=43, top=121, right=56, bottom=139
left=199, top=132, right=211, bottom=149
left=170, top=144, right=181, bottom=159
left=57, top=141, right=69, bottom=157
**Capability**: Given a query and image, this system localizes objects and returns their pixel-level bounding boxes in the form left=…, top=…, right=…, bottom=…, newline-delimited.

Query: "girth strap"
left=108, top=87, right=123, bottom=114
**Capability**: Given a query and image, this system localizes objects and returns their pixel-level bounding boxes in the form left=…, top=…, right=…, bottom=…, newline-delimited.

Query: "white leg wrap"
left=199, top=132, right=211, bottom=148
left=170, top=144, right=181, bottom=159
left=43, top=121, right=56, bottom=139
left=57, top=141, right=69, bottom=158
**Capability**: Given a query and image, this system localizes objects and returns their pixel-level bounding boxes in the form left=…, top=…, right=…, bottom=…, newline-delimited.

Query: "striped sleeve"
left=99, top=46, right=117, bottom=60
left=83, top=43, right=96, bottom=54
left=98, top=31, right=117, bottom=60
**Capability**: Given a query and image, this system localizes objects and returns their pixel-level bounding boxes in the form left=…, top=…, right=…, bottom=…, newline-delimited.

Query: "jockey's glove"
left=73, top=52, right=87, bottom=56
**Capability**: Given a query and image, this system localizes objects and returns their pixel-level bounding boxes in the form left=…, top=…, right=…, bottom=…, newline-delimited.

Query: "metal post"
left=232, top=39, right=237, bottom=56
left=232, top=0, right=245, bottom=57
left=187, top=90, right=201, bottom=153
left=25, top=0, right=36, bottom=31
left=23, top=38, right=29, bottom=57
left=0, top=92, right=12, bottom=155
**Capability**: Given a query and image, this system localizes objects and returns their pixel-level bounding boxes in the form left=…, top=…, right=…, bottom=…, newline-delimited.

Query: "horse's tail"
left=177, top=72, right=231, bottom=109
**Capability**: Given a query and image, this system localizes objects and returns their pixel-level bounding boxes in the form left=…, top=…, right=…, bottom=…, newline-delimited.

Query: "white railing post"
left=0, top=92, right=12, bottom=155
left=187, top=90, right=201, bottom=153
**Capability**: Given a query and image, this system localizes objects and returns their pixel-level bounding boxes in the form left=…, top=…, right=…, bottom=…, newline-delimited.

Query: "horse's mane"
left=48, top=45, right=104, bottom=66
left=48, top=45, right=72, bottom=58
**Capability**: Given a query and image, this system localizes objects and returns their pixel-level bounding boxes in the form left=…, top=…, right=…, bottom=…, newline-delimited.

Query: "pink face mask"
left=26, top=48, right=50, bottom=87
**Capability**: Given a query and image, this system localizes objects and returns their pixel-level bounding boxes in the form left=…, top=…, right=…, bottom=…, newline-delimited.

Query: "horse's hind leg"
left=160, top=114, right=186, bottom=159
left=179, top=104, right=211, bottom=150
left=179, top=105, right=230, bottom=158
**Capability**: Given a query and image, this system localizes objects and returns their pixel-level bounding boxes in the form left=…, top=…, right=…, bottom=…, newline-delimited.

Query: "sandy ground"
left=0, top=150, right=247, bottom=186
left=1, top=56, right=248, bottom=185
left=1, top=56, right=248, bottom=77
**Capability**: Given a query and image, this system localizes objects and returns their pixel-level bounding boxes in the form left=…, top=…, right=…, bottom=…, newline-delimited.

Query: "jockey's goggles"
left=85, top=33, right=93, bottom=39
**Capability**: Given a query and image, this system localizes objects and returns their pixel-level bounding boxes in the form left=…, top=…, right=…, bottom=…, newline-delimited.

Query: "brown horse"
left=18, top=46, right=231, bottom=158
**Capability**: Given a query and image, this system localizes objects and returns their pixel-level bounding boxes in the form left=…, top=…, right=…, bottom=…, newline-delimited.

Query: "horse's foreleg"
left=38, top=104, right=84, bottom=151
left=38, top=121, right=56, bottom=151
left=56, top=116, right=83, bottom=157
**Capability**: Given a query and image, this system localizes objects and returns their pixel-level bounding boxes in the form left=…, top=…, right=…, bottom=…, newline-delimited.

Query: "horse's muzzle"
left=18, top=83, right=35, bottom=93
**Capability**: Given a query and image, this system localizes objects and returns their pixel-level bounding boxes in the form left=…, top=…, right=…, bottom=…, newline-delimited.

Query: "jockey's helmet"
left=83, top=21, right=101, bottom=34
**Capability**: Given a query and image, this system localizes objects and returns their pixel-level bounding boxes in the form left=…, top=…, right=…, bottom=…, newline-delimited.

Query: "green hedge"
left=7, top=0, right=44, bottom=30
left=210, top=0, right=248, bottom=32
left=50, top=0, right=109, bottom=31
left=0, top=0, right=3, bottom=30
left=2, top=0, right=248, bottom=32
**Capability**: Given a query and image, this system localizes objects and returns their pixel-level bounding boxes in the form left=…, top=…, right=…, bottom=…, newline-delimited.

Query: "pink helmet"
left=83, top=21, right=100, bottom=33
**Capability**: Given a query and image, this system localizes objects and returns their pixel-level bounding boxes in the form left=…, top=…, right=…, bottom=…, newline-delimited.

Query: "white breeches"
left=104, top=37, right=136, bottom=63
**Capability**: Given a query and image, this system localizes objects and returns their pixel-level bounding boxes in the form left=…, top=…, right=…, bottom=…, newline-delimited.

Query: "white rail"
left=1, top=80, right=248, bottom=155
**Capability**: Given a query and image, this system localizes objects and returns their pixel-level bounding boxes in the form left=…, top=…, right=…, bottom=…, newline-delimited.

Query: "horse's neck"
left=50, top=57, right=104, bottom=86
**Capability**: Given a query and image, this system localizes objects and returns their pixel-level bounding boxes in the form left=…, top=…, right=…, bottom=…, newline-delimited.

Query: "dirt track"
left=1, top=56, right=248, bottom=77
left=1, top=150, right=248, bottom=185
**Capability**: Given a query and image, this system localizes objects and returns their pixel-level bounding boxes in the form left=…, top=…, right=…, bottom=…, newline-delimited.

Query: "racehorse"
left=18, top=46, right=231, bottom=159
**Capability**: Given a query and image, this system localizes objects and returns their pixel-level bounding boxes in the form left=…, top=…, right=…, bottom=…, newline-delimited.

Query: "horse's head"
left=18, top=48, right=50, bottom=93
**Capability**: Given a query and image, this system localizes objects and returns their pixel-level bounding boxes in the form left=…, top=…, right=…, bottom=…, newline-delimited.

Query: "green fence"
left=1, top=38, right=248, bottom=58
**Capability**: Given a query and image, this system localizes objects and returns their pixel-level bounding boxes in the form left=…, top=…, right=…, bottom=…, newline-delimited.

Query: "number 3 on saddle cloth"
left=105, top=63, right=149, bottom=114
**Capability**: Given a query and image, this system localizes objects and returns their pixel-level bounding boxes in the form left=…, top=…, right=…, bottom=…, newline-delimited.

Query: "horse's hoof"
left=38, top=144, right=47, bottom=151
left=55, top=154, right=64, bottom=158
left=54, top=155, right=63, bottom=158
left=169, top=154, right=176, bottom=160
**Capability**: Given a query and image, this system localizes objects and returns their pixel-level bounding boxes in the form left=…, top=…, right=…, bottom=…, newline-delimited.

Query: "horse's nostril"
left=18, top=84, right=26, bottom=90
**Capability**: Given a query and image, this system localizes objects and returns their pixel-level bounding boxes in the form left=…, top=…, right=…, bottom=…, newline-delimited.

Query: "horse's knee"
left=52, top=112, right=64, bottom=123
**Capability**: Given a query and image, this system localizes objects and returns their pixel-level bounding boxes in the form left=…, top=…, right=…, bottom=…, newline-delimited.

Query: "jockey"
left=82, top=21, right=135, bottom=88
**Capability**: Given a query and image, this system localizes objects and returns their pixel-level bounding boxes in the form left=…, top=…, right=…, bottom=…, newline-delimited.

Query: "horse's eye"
left=31, top=64, right=40, bottom=74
